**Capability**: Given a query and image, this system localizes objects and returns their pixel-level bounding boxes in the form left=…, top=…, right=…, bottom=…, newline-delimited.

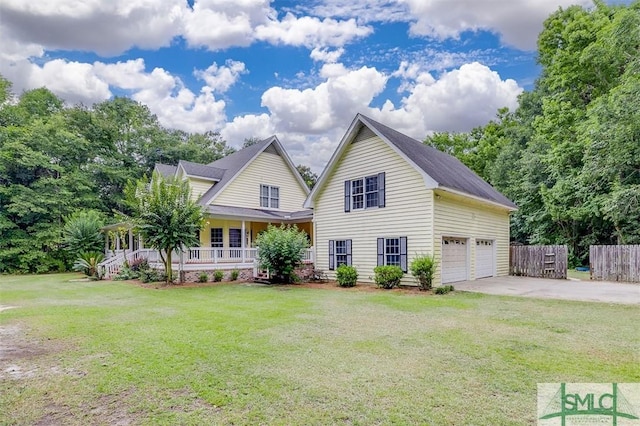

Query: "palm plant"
left=73, top=251, right=105, bottom=278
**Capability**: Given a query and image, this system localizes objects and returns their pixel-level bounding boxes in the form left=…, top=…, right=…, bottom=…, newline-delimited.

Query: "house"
left=304, top=113, right=517, bottom=287
left=100, top=136, right=313, bottom=278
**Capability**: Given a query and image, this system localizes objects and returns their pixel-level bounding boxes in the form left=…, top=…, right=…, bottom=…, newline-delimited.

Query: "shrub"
left=113, top=266, right=138, bottom=281
left=129, top=258, right=148, bottom=272
left=255, top=224, right=308, bottom=283
left=139, top=268, right=163, bottom=283
left=435, top=285, right=455, bottom=294
left=410, top=254, right=438, bottom=291
left=336, top=264, right=358, bottom=287
left=230, top=269, right=240, bottom=281
left=373, top=265, right=404, bottom=289
left=198, top=272, right=209, bottom=283
left=213, top=270, right=224, bottom=282
left=72, top=251, right=104, bottom=278
left=63, top=210, right=105, bottom=259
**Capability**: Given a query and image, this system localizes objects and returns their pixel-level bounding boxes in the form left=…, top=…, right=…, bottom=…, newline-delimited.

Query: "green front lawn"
left=1, top=274, right=637, bottom=425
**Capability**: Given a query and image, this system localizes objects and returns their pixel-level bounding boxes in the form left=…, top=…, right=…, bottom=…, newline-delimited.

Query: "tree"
left=296, top=164, right=318, bottom=189
left=242, top=137, right=262, bottom=148
left=255, top=224, right=308, bottom=283
left=125, top=173, right=204, bottom=284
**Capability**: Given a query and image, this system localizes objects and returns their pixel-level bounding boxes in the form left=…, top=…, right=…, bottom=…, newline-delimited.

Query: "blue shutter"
left=377, top=238, right=384, bottom=266
left=346, top=239, right=352, bottom=266
left=344, top=180, right=351, bottom=212
left=400, top=236, right=408, bottom=273
left=329, top=240, right=335, bottom=270
left=378, top=172, right=385, bottom=208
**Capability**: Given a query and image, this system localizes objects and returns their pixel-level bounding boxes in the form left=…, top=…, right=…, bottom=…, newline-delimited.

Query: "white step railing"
left=99, top=246, right=315, bottom=279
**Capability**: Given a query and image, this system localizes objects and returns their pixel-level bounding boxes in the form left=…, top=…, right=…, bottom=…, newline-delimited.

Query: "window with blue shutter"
left=377, top=236, right=407, bottom=272
left=345, top=172, right=385, bottom=212
left=332, top=239, right=352, bottom=268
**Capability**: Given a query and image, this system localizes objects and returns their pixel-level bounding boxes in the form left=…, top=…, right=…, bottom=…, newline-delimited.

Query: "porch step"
left=253, top=271, right=270, bottom=284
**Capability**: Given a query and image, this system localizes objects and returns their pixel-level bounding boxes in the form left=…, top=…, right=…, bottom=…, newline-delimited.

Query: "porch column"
left=105, top=233, right=109, bottom=257
left=116, top=235, right=120, bottom=252
left=128, top=229, right=133, bottom=253
left=241, top=220, right=246, bottom=263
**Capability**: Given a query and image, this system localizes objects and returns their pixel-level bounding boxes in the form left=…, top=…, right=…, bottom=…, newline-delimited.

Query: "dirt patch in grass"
left=34, top=389, right=138, bottom=426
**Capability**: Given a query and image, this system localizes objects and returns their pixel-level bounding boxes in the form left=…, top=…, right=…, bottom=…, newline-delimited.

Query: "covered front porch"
left=99, top=206, right=314, bottom=278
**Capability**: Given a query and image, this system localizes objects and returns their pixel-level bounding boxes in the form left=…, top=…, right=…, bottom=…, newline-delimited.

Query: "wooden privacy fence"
left=510, top=245, right=567, bottom=279
left=590, top=245, right=640, bottom=283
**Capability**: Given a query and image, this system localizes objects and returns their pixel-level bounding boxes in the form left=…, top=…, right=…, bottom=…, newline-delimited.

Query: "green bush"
left=198, top=272, right=209, bottom=283
left=213, top=270, right=224, bottom=282
left=255, top=224, right=308, bottom=283
left=113, top=266, right=138, bottom=281
left=230, top=269, right=240, bottom=281
left=373, top=265, right=404, bottom=289
left=63, top=210, right=105, bottom=260
left=139, top=268, right=163, bottom=283
left=72, top=251, right=104, bottom=278
left=410, top=254, right=437, bottom=291
left=336, top=264, right=358, bottom=287
left=434, top=285, right=455, bottom=294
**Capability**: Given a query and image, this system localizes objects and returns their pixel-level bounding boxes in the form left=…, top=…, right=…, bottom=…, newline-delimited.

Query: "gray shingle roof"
left=178, top=160, right=225, bottom=180
left=359, top=114, right=517, bottom=209
left=206, top=205, right=312, bottom=221
left=154, top=163, right=177, bottom=177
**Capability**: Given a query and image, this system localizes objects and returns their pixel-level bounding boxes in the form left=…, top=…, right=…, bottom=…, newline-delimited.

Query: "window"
left=344, top=172, right=385, bottom=212
left=377, top=236, right=407, bottom=272
left=210, top=228, right=223, bottom=247
left=229, top=228, right=242, bottom=248
left=365, top=176, right=378, bottom=208
left=328, top=239, right=352, bottom=270
left=385, top=238, right=400, bottom=266
left=260, top=185, right=279, bottom=208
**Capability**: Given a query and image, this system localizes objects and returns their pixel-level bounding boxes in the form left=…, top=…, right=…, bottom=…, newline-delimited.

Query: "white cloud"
left=1, top=59, right=112, bottom=106
left=260, top=64, right=387, bottom=133
left=310, top=47, right=345, bottom=63
left=399, top=0, right=592, bottom=50
left=194, top=60, right=247, bottom=94
left=182, top=0, right=270, bottom=50
left=254, top=14, right=372, bottom=48
left=379, top=62, right=522, bottom=137
left=0, top=0, right=185, bottom=56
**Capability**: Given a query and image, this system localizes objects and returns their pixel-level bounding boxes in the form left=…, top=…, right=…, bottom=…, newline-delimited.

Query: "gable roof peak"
left=305, top=113, right=517, bottom=210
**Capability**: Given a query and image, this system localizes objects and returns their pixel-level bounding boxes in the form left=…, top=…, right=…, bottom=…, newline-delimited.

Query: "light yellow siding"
left=432, top=190, right=511, bottom=286
left=200, top=218, right=247, bottom=247
left=188, top=178, right=214, bottom=203
left=212, top=151, right=308, bottom=211
left=314, top=135, right=433, bottom=286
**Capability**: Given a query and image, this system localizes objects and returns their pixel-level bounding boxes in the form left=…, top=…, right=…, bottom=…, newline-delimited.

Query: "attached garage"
left=441, top=237, right=469, bottom=283
left=475, top=239, right=495, bottom=279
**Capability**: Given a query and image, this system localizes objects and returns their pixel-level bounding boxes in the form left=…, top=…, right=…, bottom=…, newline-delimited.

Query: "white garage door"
left=475, top=239, right=495, bottom=279
left=441, top=238, right=468, bottom=283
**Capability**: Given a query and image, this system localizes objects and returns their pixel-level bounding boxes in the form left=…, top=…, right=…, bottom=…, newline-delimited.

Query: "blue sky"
left=0, top=0, right=598, bottom=171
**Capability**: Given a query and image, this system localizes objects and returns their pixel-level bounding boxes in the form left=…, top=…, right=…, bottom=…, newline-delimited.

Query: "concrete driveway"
left=454, top=276, right=640, bottom=305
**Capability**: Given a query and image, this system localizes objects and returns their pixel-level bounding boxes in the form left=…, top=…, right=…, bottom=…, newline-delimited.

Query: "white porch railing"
left=99, top=246, right=315, bottom=279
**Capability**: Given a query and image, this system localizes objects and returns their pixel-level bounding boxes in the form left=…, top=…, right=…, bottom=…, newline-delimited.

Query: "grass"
left=1, top=274, right=638, bottom=425
left=567, top=269, right=591, bottom=281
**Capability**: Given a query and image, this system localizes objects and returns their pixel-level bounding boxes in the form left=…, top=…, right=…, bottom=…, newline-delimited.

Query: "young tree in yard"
left=125, top=173, right=204, bottom=284
left=255, top=224, right=308, bottom=283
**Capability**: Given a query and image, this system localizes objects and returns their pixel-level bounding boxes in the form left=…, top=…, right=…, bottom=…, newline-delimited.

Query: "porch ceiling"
left=205, top=204, right=312, bottom=223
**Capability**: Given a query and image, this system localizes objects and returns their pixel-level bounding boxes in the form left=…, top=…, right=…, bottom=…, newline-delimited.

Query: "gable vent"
left=353, top=125, right=376, bottom=143
left=264, top=144, right=279, bottom=155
